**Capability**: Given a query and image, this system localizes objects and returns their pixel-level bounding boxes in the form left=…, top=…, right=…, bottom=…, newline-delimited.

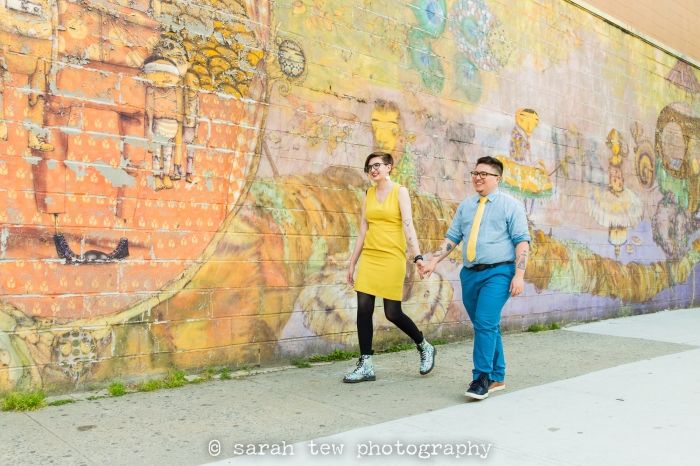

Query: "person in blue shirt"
left=420, top=156, right=530, bottom=400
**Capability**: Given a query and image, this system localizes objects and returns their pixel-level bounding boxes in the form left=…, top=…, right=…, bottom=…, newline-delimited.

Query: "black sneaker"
left=465, top=373, right=489, bottom=400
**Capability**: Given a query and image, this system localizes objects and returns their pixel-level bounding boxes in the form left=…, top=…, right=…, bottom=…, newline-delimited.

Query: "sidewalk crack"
left=24, top=412, right=96, bottom=465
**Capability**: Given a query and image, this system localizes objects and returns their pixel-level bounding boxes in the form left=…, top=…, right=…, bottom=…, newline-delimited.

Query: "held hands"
left=509, top=276, right=524, bottom=296
left=417, top=259, right=436, bottom=280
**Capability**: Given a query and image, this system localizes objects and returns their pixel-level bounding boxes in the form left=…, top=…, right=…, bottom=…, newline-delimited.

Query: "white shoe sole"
left=489, top=384, right=505, bottom=393
left=465, top=391, right=489, bottom=400
left=343, top=375, right=376, bottom=383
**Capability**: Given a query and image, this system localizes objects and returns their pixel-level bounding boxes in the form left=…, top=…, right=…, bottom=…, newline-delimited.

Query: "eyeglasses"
left=365, top=162, right=389, bottom=173
left=470, top=171, right=500, bottom=179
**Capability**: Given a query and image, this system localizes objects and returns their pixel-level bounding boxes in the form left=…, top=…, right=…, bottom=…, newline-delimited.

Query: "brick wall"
left=1, top=0, right=699, bottom=392
left=582, top=0, right=700, bottom=62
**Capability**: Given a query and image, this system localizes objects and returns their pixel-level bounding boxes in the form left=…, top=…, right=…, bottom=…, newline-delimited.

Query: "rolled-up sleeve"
left=445, top=205, right=464, bottom=245
left=508, top=201, right=530, bottom=245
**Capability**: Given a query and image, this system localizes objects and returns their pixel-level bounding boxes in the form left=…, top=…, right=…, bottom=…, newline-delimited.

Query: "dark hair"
left=364, top=152, right=393, bottom=173
left=475, top=156, right=504, bottom=176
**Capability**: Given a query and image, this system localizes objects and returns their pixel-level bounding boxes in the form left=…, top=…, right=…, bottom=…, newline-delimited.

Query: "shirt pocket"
left=483, top=218, right=507, bottom=244
left=488, top=215, right=506, bottom=225
left=487, top=217, right=507, bottom=232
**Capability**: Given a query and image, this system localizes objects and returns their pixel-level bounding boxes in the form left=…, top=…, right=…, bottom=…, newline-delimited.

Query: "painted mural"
left=1, top=0, right=700, bottom=391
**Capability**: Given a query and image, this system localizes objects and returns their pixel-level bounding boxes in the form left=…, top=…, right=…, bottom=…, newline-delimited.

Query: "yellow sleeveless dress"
left=354, top=183, right=406, bottom=301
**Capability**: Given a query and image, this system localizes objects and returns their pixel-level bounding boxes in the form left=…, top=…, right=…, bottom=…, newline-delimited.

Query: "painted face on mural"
left=605, top=128, right=628, bottom=162
left=516, top=108, right=539, bottom=137
left=473, top=163, right=501, bottom=195
left=141, top=59, right=181, bottom=87
left=371, top=107, right=401, bottom=153
left=610, top=139, right=621, bottom=157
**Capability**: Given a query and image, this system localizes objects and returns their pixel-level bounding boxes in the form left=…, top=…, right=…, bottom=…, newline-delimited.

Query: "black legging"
left=356, top=291, right=424, bottom=355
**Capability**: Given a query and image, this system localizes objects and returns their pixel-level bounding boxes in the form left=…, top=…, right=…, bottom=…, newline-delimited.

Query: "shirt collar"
left=477, top=188, right=500, bottom=203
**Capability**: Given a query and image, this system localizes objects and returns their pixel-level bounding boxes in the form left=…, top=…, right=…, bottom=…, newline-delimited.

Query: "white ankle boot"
left=417, top=339, right=436, bottom=375
left=343, top=355, right=375, bottom=383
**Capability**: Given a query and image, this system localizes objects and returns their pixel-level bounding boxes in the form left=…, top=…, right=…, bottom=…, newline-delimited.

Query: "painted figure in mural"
left=285, top=101, right=455, bottom=349
left=143, top=58, right=184, bottom=191
left=655, top=104, right=698, bottom=210
left=370, top=100, right=419, bottom=192
left=344, top=152, right=436, bottom=383
left=651, top=103, right=700, bottom=258
left=173, top=71, right=201, bottom=184
left=587, top=129, right=643, bottom=261
left=421, top=156, right=530, bottom=400
left=510, top=108, right=539, bottom=165
left=496, top=109, right=552, bottom=216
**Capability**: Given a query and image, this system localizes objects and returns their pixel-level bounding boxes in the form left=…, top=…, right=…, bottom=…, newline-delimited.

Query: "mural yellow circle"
left=66, top=18, right=89, bottom=40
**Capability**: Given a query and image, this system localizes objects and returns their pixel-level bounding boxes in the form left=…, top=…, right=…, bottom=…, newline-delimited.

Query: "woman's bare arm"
left=398, top=186, right=422, bottom=260
left=347, top=194, right=369, bottom=285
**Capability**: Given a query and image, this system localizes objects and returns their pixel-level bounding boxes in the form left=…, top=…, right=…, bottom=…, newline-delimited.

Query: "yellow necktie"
left=467, top=197, right=488, bottom=262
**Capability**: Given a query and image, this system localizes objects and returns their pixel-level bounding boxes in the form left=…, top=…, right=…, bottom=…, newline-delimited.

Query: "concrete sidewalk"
left=2, top=309, right=698, bottom=465
left=209, top=308, right=700, bottom=466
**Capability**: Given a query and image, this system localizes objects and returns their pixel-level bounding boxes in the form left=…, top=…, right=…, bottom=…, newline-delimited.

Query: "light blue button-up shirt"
left=445, top=189, right=530, bottom=268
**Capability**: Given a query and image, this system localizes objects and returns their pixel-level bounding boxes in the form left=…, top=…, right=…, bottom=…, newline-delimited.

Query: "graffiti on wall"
left=2, top=0, right=700, bottom=391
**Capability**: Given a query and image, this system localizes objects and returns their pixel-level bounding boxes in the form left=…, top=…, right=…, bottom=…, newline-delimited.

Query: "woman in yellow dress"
left=344, top=152, right=436, bottom=382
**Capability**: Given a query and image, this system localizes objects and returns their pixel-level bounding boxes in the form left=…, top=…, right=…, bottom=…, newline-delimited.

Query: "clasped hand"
left=415, top=259, right=425, bottom=279
left=416, top=259, right=434, bottom=280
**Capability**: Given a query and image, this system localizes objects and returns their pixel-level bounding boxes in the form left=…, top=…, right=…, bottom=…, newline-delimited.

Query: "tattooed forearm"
left=403, top=218, right=412, bottom=227
left=429, top=239, right=457, bottom=264
left=517, top=252, right=528, bottom=270
left=407, top=236, right=414, bottom=248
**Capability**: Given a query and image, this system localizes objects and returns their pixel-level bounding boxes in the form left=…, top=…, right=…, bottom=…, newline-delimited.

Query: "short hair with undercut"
left=475, top=156, right=504, bottom=176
